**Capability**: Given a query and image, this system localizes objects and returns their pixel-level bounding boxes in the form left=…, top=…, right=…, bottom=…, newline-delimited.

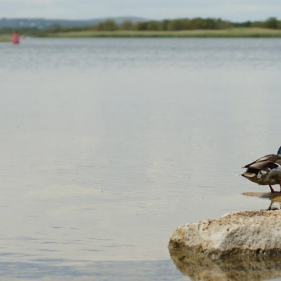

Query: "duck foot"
left=263, top=207, right=279, bottom=211
left=266, top=207, right=279, bottom=211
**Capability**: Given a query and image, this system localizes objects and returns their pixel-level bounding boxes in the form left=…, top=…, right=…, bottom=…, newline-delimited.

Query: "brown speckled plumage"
left=242, top=149, right=281, bottom=193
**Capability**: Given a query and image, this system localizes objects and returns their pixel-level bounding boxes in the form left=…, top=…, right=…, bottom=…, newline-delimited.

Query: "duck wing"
left=242, top=154, right=279, bottom=170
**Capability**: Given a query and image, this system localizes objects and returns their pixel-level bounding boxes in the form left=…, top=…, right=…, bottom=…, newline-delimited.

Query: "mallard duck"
left=242, top=147, right=281, bottom=193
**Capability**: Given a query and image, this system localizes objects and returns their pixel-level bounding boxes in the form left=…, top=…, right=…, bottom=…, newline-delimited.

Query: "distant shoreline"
left=34, top=28, right=281, bottom=38
left=0, top=35, right=11, bottom=42
left=2, top=28, right=281, bottom=42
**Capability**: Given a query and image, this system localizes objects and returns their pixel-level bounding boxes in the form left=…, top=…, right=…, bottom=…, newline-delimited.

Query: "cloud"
left=0, top=0, right=281, bottom=20
left=33, top=0, right=55, bottom=3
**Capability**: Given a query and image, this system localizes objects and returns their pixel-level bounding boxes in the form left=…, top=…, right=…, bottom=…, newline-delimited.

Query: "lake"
left=1, top=38, right=281, bottom=280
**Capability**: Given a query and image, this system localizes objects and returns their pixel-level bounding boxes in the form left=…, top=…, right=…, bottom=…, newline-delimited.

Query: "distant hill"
left=0, top=17, right=147, bottom=29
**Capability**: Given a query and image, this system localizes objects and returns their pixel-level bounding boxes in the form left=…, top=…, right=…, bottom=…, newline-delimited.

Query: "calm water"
left=1, top=38, right=281, bottom=280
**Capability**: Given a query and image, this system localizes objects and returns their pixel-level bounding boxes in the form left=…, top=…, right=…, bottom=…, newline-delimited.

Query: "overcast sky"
left=1, top=0, right=281, bottom=21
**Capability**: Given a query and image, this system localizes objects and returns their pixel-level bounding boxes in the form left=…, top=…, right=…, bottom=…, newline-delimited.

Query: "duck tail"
left=242, top=172, right=256, bottom=178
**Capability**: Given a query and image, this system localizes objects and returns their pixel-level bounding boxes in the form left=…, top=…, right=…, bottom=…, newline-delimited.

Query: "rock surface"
left=169, top=210, right=281, bottom=259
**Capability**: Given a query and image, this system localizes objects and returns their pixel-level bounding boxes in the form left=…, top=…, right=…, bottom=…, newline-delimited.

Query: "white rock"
left=169, top=210, right=281, bottom=259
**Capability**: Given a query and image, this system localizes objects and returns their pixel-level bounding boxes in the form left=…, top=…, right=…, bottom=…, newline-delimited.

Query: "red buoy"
left=12, top=30, right=19, bottom=44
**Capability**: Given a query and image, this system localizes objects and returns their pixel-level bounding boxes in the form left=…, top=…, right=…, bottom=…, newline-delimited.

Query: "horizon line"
left=0, top=16, right=279, bottom=23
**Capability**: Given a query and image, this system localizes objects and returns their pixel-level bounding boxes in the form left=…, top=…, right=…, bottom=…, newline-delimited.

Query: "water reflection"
left=169, top=248, right=281, bottom=281
left=0, top=259, right=182, bottom=280
left=243, top=192, right=281, bottom=211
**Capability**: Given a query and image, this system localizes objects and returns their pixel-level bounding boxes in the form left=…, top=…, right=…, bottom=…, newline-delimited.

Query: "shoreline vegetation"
left=3, top=28, right=281, bottom=40
left=0, top=34, right=11, bottom=42
left=29, top=17, right=281, bottom=38
left=2, top=17, right=281, bottom=40
left=33, top=28, right=281, bottom=38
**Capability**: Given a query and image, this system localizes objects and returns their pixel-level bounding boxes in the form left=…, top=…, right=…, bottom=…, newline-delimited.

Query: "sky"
left=1, top=0, right=281, bottom=21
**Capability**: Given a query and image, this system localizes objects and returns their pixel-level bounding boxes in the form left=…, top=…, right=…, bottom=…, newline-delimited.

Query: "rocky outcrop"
left=170, top=249, right=281, bottom=281
left=169, top=210, right=281, bottom=260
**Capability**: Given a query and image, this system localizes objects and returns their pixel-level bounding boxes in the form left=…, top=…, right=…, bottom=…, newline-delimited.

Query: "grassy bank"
left=34, top=28, right=281, bottom=38
left=0, top=34, right=11, bottom=42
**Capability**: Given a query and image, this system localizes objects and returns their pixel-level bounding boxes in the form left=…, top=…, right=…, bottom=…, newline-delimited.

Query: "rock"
left=169, top=210, right=281, bottom=260
left=170, top=249, right=281, bottom=281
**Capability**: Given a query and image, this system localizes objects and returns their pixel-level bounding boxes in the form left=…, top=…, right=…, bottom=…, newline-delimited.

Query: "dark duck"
left=242, top=147, right=281, bottom=193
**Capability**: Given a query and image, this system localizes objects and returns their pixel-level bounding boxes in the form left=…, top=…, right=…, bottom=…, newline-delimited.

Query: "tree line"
left=44, top=17, right=281, bottom=33
left=0, top=27, right=38, bottom=35
left=1, top=17, right=281, bottom=35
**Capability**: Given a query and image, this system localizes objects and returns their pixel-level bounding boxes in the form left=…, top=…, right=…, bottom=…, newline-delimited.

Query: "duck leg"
left=267, top=201, right=279, bottom=211
left=267, top=201, right=274, bottom=210
left=269, top=184, right=281, bottom=193
left=269, top=185, right=276, bottom=193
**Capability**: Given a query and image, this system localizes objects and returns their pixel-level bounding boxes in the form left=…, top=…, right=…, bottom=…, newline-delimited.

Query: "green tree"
left=162, top=20, right=169, bottom=31
left=103, top=20, right=117, bottom=31
left=96, top=20, right=116, bottom=31
left=167, top=20, right=183, bottom=31
left=49, top=24, right=61, bottom=33
left=135, top=22, right=148, bottom=31
left=264, top=17, right=278, bottom=29
left=120, top=20, right=134, bottom=30
left=146, top=21, right=161, bottom=31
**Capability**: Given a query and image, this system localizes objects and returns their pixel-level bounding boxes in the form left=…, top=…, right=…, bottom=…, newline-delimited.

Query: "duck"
left=242, top=147, right=281, bottom=193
